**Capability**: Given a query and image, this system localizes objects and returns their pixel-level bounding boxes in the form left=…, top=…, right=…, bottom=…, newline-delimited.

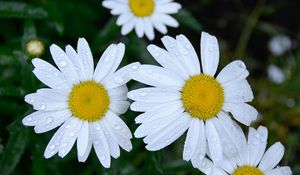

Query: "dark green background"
left=0, top=0, right=299, bottom=174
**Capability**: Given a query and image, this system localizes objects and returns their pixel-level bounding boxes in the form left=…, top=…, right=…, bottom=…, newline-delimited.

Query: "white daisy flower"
left=128, top=32, right=258, bottom=165
left=193, top=126, right=292, bottom=175
left=102, top=0, right=181, bottom=40
left=22, top=38, right=140, bottom=168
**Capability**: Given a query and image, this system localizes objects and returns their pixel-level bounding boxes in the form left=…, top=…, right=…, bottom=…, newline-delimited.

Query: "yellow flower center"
left=129, top=0, right=155, bottom=17
left=232, top=165, right=264, bottom=175
left=68, top=81, right=110, bottom=122
left=181, top=74, right=224, bottom=120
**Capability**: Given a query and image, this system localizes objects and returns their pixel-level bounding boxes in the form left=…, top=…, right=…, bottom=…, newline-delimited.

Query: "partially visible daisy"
left=102, top=0, right=181, bottom=40
left=128, top=32, right=258, bottom=165
left=268, top=35, right=292, bottom=56
left=193, top=126, right=292, bottom=175
left=23, top=38, right=140, bottom=168
left=267, top=64, right=285, bottom=84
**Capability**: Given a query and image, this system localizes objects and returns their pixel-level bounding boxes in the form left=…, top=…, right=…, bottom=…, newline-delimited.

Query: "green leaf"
left=175, top=9, right=202, bottom=32
left=0, top=2, right=48, bottom=19
left=0, top=119, right=29, bottom=175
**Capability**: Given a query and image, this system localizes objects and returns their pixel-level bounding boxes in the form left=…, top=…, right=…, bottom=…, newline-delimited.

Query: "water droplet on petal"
left=140, top=92, right=147, bottom=97
left=49, top=145, right=55, bottom=150
left=46, top=117, right=53, bottom=124
left=69, top=131, right=75, bottom=137
left=59, top=61, right=67, bottom=67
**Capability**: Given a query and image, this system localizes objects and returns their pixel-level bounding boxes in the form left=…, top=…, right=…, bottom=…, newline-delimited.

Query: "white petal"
left=117, top=13, right=134, bottom=26
left=214, top=113, right=246, bottom=159
left=223, top=103, right=258, bottom=126
left=190, top=120, right=206, bottom=167
left=77, top=38, right=94, bottom=80
left=108, top=85, right=128, bottom=101
left=156, top=14, right=179, bottom=27
left=147, top=44, right=189, bottom=79
left=102, top=116, right=132, bottom=152
left=161, top=35, right=195, bottom=76
left=99, top=120, right=120, bottom=159
left=36, top=88, right=67, bottom=101
left=50, top=44, right=79, bottom=85
left=121, top=18, right=136, bottom=35
left=176, top=34, right=201, bottom=75
left=135, top=18, right=144, bottom=38
left=131, top=65, right=185, bottom=90
left=144, top=18, right=155, bottom=40
left=224, top=79, right=253, bottom=103
left=78, top=134, right=92, bottom=162
left=265, top=166, right=292, bottom=175
left=134, top=101, right=183, bottom=124
left=65, top=45, right=87, bottom=81
left=103, top=62, right=141, bottom=89
left=109, top=100, right=130, bottom=115
left=259, top=142, right=285, bottom=171
left=156, top=2, right=181, bottom=14
left=58, top=118, right=82, bottom=158
left=200, top=32, right=219, bottom=76
left=44, top=118, right=72, bottom=158
left=145, top=113, right=191, bottom=151
left=151, top=15, right=168, bottom=34
left=206, top=119, right=223, bottom=165
left=102, top=43, right=125, bottom=82
left=25, top=93, right=68, bottom=111
left=93, top=44, right=117, bottom=82
left=217, top=60, right=249, bottom=86
left=183, top=118, right=201, bottom=161
left=253, top=126, right=268, bottom=166
left=105, top=111, right=132, bottom=139
left=247, top=126, right=268, bottom=166
left=219, top=157, right=237, bottom=174
left=134, top=108, right=184, bottom=139
left=77, top=121, right=89, bottom=157
left=33, top=110, right=71, bottom=133
left=31, top=58, right=70, bottom=91
left=91, top=122, right=111, bottom=168
left=130, top=101, right=163, bottom=112
left=192, top=157, right=215, bottom=174
left=128, top=87, right=180, bottom=103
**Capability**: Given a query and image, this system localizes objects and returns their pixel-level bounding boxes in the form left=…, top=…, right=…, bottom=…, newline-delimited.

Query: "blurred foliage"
left=0, top=0, right=300, bottom=175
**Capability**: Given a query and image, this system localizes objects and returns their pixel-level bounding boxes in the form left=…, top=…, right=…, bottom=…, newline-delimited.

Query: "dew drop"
left=49, top=145, right=55, bottom=150
left=100, top=156, right=105, bottom=160
left=46, top=117, right=53, bottom=124
left=40, top=104, right=46, bottom=110
left=69, top=131, right=75, bottom=137
left=27, top=117, right=32, bottom=121
left=59, top=61, right=67, bottom=67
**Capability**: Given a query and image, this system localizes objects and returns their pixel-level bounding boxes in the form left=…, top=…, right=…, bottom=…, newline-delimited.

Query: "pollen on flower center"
left=232, top=165, right=264, bottom=175
left=68, top=81, right=110, bottom=122
left=129, top=0, right=155, bottom=17
left=181, top=74, right=224, bottom=120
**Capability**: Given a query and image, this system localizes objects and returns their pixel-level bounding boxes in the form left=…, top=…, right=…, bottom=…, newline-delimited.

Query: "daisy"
left=102, top=0, right=181, bottom=40
left=22, top=38, right=140, bottom=168
left=193, top=126, right=292, bottom=175
left=128, top=32, right=258, bottom=165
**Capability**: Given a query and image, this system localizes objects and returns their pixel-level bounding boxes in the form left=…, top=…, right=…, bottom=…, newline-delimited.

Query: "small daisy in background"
left=267, top=64, right=285, bottom=84
left=22, top=38, right=140, bottom=168
left=194, top=126, right=292, bottom=175
left=128, top=32, right=258, bottom=166
left=102, top=0, right=181, bottom=40
left=268, top=35, right=292, bottom=56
